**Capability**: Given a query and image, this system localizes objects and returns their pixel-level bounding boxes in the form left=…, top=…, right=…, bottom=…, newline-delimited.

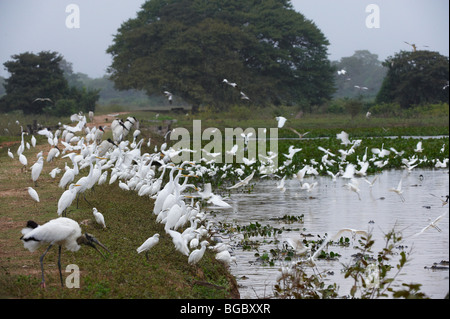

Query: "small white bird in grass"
left=19, top=153, right=28, bottom=171
left=57, top=184, right=80, bottom=216
left=20, top=217, right=110, bottom=288
left=168, top=229, right=190, bottom=256
left=119, top=181, right=130, bottom=191
left=276, top=116, right=287, bottom=128
left=188, top=240, right=209, bottom=265
left=93, top=207, right=106, bottom=229
left=137, top=234, right=160, bottom=260
left=27, top=187, right=40, bottom=203
left=389, top=178, right=405, bottom=202
left=31, top=156, right=44, bottom=186
left=8, top=148, right=14, bottom=159
left=413, top=212, right=447, bottom=237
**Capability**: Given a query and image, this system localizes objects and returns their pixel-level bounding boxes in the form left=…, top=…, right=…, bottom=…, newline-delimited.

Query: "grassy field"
left=0, top=105, right=448, bottom=299
left=0, top=128, right=238, bottom=299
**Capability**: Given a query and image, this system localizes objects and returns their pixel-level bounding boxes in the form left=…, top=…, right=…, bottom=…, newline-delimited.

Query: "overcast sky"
left=0, top=0, right=448, bottom=78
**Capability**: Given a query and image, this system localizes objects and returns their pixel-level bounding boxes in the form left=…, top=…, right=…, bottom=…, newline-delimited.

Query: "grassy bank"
left=0, top=138, right=239, bottom=299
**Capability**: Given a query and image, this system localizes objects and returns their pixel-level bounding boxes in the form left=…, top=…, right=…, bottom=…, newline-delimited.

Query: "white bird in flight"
left=276, top=116, right=287, bottom=128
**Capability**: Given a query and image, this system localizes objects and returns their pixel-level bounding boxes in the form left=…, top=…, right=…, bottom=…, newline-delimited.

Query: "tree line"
left=0, top=0, right=448, bottom=116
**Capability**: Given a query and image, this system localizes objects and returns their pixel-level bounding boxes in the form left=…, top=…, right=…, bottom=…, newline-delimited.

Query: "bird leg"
left=83, top=194, right=93, bottom=207
left=58, top=245, right=64, bottom=287
left=40, top=244, right=53, bottom=288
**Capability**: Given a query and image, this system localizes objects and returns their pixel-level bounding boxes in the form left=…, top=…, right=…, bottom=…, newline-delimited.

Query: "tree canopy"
left=332, top=50, right=387, bottom=99
left=0, top=51, right=99, bottom=116
left=107, top=0, right=335, bottom=112
left=376, top=50, right=449, bottom=108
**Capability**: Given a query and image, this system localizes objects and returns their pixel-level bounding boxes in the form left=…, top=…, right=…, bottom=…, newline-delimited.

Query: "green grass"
left=0, top=141, right=238, bottom=299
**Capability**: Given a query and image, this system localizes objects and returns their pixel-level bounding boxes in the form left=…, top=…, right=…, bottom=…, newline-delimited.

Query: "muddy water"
left=209, top=168, right=449, bottom=299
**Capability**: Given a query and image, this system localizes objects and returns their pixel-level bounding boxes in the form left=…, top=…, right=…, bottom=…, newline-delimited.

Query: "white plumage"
left=27, top=187, right=40, bottom=202
left=93, top=207, right=106, bottom=229
left=137, top=233, right=160, bottom=260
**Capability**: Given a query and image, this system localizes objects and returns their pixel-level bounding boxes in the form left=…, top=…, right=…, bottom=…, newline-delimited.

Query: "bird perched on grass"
left=137, top=234, right=160, bottom=260
left=20, top=217, right=110, bottom=288
left=27, top=187, right=40, bottom=203
left=92, top=207, right=106, bottom=229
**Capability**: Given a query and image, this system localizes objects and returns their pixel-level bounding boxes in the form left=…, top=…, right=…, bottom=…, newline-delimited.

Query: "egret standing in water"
left=20, top=217, right=110, bottom=288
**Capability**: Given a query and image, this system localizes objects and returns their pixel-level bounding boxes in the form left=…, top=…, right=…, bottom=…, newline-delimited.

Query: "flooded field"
left=209, top=168, right=449, bottom=298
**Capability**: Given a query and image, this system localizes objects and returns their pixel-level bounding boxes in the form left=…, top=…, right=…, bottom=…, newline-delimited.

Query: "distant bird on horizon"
left=163, top=91, right=173, bottom=104
left=223, top=79, right=238, bottom=89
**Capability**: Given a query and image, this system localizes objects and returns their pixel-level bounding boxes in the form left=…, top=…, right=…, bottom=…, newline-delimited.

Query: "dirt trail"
left=86, top=111, right=130, bottom=130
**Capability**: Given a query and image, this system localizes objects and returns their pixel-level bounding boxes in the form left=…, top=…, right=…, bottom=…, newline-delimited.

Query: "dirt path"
left=86, top=111, right=130, bottom=130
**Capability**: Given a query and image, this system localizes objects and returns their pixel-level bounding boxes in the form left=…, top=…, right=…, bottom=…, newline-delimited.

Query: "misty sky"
left=0, top=0, right=448, bottom=78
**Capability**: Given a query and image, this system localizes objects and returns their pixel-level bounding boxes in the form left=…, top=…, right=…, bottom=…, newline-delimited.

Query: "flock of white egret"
left=5, top=111, right=449, bottom=289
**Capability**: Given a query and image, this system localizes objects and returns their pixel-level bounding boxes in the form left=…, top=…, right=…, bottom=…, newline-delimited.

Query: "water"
left=208, top=168, right=449, bottom=299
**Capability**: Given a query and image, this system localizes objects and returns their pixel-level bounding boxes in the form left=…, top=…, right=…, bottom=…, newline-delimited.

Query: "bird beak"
left=85, top=233, right=111, bottom=258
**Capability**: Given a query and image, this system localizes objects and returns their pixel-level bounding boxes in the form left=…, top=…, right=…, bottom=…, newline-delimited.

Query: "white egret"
left=275, top=116, right=287, bottom=128
left=414, top=141, right=424, bottom=153
left=413, top=212, right=447, bottom=237
left=188, top=240, right=209, bottom=265
left=20, top=217, right=110, bottom=288
left=283, top=145, right=302, bottom=159
left=137, top=234, right=160, bottom=260
left=8, top=148, right=14, bottom=159
left=388, top=178, right=405, bottom=202
left=371, top=143, right=390, bottom=158
left=57, top=184, right=80, bottom=216
left=31, top=156, right=44, bottom=186
left=27, top=187, right=40, bottom=203
left=215, top=250, right=237, bottom=266
left=336, top=131, right=351, bottom=146
left=285, top=237, right=309, bottom=255
left=288, top=127, right=309, bottom=139
left=227, top=170, right=255, bottom=189
left=92, top=207, right=106, bottom=229
left=168, top=229, right=190, bottom=256
left=343, top=179, right=361, bottom=200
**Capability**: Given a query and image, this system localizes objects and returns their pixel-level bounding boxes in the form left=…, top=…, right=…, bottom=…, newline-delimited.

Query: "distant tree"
left=107, top=0, right=335, bottom=113
left=0, top=51, right=100, bottom=115
left=376, top=50, right=449, bottom=108
left=0, top=51, right=68, bottom=114
left=332, top=50, right=387, bottom=99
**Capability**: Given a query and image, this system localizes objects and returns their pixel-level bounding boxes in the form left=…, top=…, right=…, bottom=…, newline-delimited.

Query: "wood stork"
left=20, top=217, right=110, bottom=288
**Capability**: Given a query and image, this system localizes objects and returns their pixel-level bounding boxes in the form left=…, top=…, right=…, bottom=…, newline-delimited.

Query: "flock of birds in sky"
left=6, top=96, right=449, bottom=288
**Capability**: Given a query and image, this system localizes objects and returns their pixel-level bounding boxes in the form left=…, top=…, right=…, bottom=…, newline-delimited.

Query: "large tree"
left=107, top=0, right=335, bottom=112
left=376, top=50, right=449, bottom=108
left=0, top=51, right=99, bottom=115
left=1, top=51, right=68, bottom=114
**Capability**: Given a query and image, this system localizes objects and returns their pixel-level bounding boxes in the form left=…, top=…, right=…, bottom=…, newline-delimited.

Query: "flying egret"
left=276, top=116, right=287, bottom=128
left=137, top=234, right=160, bottom=260
left=288, top=127, right=309, bottom=139
left=343, top=179, right=361, bottom=200
left=283, top=145, right=302, bottom=159
left=371, top=143, right=390, bottom=158
left=20, top=217, right=110, bottom=288
left=277, top=175, right=286, bottom=193
left=336, top=131, right=351, bottom=146
left=223, top=79, right=238, bottom=88
left=285, top=237, right=309, bottom=255
left=413, top=212, right=447, bottom=237
left=414, top=141, right=424, bottom=153
left=388, top=178, right=405, bottom=202
left=227, top=170, right=255, bottom=189
left=429, top=194, right=449, bottom=207
left=92, top=207, right=106, bottom=229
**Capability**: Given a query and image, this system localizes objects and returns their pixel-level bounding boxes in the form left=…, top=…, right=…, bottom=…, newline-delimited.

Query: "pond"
left=208, top=168, right=449, bottom=299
